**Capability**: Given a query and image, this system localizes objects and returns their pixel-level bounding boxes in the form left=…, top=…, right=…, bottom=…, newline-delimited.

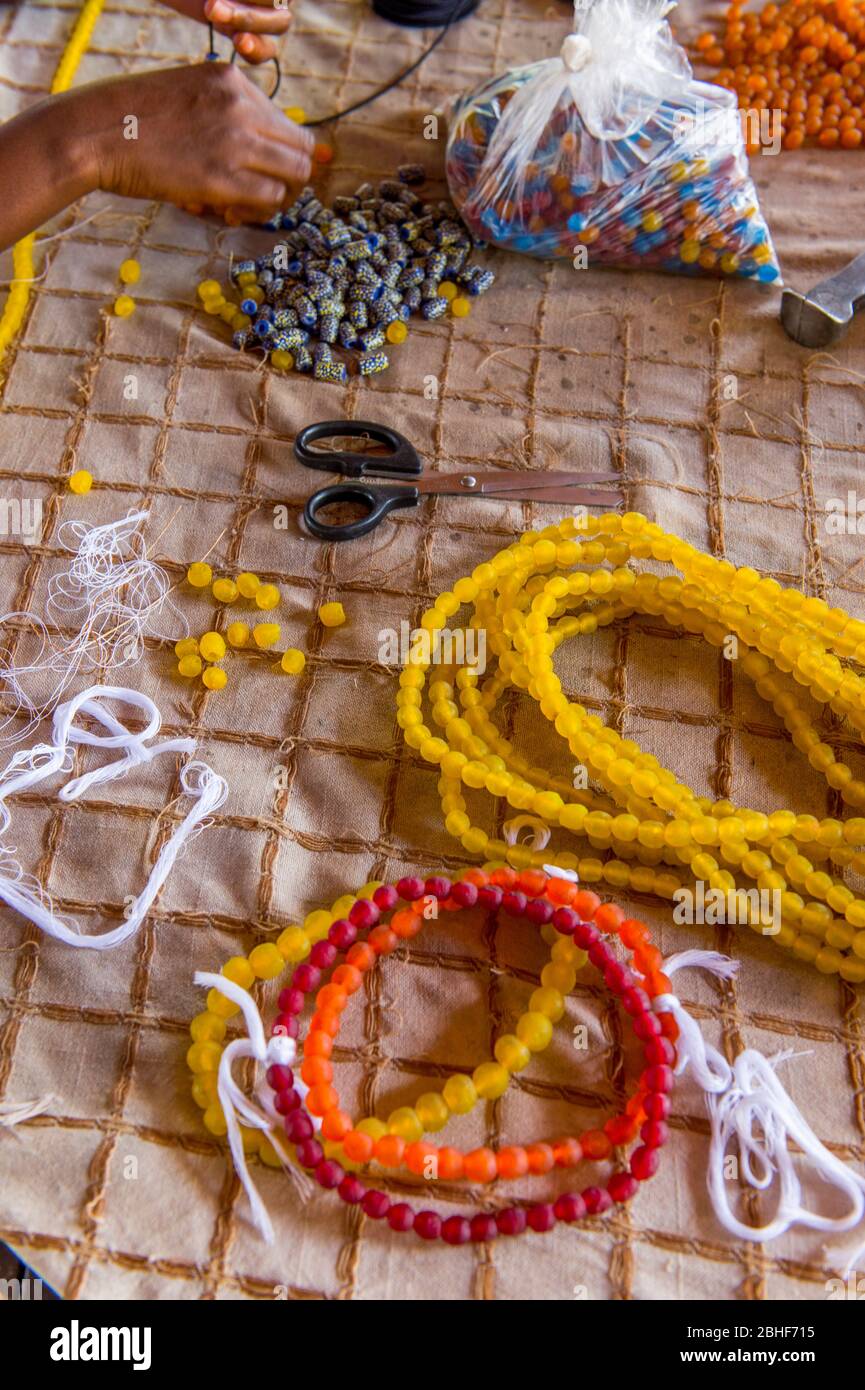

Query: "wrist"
left=49, top=89, right=102, bottom=200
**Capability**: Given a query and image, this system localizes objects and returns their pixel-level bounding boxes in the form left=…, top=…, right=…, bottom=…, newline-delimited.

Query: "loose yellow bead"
left=199, top=631, right=226, bottom=662
left=386, top=320, right=408, bottom=344
left=222, top=955, right=255, bottom=989
left=284, top=106, right=307, bottom=124
left=438, top=280, right=458, bottom=301
left=280, top=648, right=306, bottom=675
left=516, top=1010, right=553, bottom=1052
left=203, top=296, right=225, bottom=314
left=187, top=561, right=212, bottom=587
left=219, top=302, right=238, bottom=324
left=253, top=622, right=280, bottom=649
left=442, top=1073, right=477, bottom=1114
left=202, top=666, right=227, bottom=690
left=277, top=925, right=310, bottom=962
left=174, top=637, right=199, bottom=658
left=414, top=1091, right=449, bottom=1132
left=248, top=942, right=285, bottom=979
left=472, top=1061, right=510, bottom=1099
left=198, top=279, right=221, bottom=300
left=494, top=1034, right=531, bottom=1072
left=319, top=601, right=346, bottom=628
left=227, top=621, right=250, bottom=647
left=178, top=654, right=203, bottom=678
left=387, top=1107, right=424, bottom=1142
left=212, top=577, right=238, bottom=604
left=255, top=582, right=280, bottom=610
left=450, top=296, right=470, bottom=317
left=271, top=349, right=294, bottom=372
left=114, top=295, right=135, bottom=318
left=189, top=1011, right=226, bottom=1043
left=236, top=572, right=260, bottom=599
left=119, top=258, right=141, bottom=285
left=68, top=469, right=93, bottom=495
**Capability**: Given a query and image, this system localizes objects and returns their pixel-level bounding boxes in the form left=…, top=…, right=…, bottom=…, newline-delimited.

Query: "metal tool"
left=780, top=251, right=865, bottom=348
left=294, top=420, right=621, bottom=541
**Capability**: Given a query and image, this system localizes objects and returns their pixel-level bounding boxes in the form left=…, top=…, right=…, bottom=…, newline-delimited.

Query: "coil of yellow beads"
left=396, top=511, right=865, bottom=984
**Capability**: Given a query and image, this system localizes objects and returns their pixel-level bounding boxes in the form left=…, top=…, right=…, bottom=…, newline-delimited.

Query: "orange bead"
left=369, top=925, right=398, bottom=955
left=490, top=866, right=518, bottom=888
left=496, top=1145, right=529, bottom=1179
left=346, top=942, right=375, bottom=972
left=819, top=124, right=841, bottom=142
left=645, top=969, right=672, bottom=996
left=301, top=1056, right=333, bottom=1086
left=321, top=1109, right=351, bottom=1141
left=343, top=1129, right=374, bottom=1163
left=634, top=943, right=663, bottom=971
left=546, top=876, right=576, bottom=905
left=461, top=867, right=489, bottom=887
left=581, top=1129, right=612, bottom=1160
left=310, top=1009, right=340, bottom=1037
left=841, top=125, right=863, bottom=144
left=374, top=1134, right=405, bottom=1167
left=464, top=1147, right=497, bottom=1183
left=306, top=1083, right=338, bottom=1116
left=552, top=1136, right=584, bottom=1167
left=332, top=964, right=363, bottom=993
left=619, top=917, right=649, bottom=948
left=595, top=902, right=626, bottom=933
left=391, top=908, right=422, bottom=939
left=316, top=984, right=348, bottom=1012
left=437, top=1146, right=465, bottom=1180
left=525, top=1142, right=555, bottom=1175
left=304, top=1030, right=333, bottom=1058
left=405, top=1141, right=439, bottom=1175
left=573, top=889, right=600, bottom=918
left=517, top=869, right=547, bottom=897
left=313, top=141, right=333, bottom=164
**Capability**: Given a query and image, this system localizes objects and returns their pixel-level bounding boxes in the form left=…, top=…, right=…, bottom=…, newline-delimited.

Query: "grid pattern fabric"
left=1, top=0, right=865, bottom=1302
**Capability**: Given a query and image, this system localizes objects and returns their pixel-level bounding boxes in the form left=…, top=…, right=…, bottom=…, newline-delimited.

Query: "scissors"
left=294, top=420, right=622, bottom=541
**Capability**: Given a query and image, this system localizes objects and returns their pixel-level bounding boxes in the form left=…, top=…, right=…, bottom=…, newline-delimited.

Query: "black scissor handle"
left=303, top=482, right=420, bottom=541
left=294, top=420, right=423, bottom=478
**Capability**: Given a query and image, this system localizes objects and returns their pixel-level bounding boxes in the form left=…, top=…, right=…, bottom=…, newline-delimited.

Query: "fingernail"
left=208, top=0, right=232, bottom=21
left=238, top=33, right=254, bottom=54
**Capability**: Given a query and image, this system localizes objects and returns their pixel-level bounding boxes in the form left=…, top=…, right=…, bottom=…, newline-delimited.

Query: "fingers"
left=248, top=135, right=313, bottom=186
left=232, top=31, right=278, bottom=64
left=212, top=171, right=288, bottom=217
left=205, top=0, right=291, bottom=35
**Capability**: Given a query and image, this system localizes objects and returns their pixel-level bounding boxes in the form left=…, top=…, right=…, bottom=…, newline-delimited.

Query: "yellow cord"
left=0, top=0, right=105, bottom=369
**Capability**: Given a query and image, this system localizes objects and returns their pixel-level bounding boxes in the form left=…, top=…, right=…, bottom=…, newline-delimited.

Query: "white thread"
left=543, top=863, right=579, bottom=883
left=0, top=1095, right=53, bottom=1128
left=0, top=509, right=184, bottom=747
left=0, top=686, right=227, bottom=949
left=654, top=951, right=865, bottom=1258
left=561, top=33, right=593, bottom=71
left=195, top=972, right=316, bottom=1243
left=503, top=814, right=551, bottom=850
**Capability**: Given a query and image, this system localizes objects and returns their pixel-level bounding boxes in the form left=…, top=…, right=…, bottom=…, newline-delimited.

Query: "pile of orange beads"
left=694, top=0, right=865, bottom=149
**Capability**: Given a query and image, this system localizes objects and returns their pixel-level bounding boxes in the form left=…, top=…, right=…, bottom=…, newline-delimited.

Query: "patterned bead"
left=358, top=350, right=389, bottom=376
left=421, top=296, right=448, bottom=320
left=314, top=359, right=348, bottom=383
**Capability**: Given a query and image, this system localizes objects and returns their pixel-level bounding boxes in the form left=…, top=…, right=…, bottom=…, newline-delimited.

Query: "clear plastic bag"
left=445, top=0, right=782, bottom=283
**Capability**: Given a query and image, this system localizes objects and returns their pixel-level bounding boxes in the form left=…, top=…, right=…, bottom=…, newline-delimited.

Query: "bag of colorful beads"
left=445, top=0, right=782, bottom=283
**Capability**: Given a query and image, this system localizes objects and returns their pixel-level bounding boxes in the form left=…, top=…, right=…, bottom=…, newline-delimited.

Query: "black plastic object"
left=294, top=420, right=423, bottom=479
left=303, top=482, right=419, bottom=541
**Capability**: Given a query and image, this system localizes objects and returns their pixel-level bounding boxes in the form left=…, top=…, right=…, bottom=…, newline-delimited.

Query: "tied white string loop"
left=503, top=814, right=551, bottom=851
left=195, top=972, right=315, bottom=1243
left=0, top=686, right=227, bottom=950
left=654, top=951, right=865, bottom=1260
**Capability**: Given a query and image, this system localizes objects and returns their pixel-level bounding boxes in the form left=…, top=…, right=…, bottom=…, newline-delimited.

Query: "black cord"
left=207, top=0, right=475, bottom=126
left=306, top=0, right=475, bottom=127
left=206, top=21, right=281, bottom=100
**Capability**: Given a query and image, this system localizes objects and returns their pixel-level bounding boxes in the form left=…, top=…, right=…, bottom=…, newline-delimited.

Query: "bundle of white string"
left=0, top=509, right=184, bottom=746
left=0, top=685, right=227, bottom=949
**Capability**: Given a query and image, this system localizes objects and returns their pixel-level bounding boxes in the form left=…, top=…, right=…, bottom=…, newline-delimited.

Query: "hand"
left=159, top=0, right=293, bottom=65
left=77, top=62, right=313, bottom=222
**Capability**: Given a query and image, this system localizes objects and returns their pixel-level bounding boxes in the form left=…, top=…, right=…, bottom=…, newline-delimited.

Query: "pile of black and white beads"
left=222, top=166, right=495, bottom=384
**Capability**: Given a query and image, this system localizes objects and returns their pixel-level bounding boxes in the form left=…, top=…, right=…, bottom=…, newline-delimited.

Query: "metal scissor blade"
left=415, top=470, right=621, bottom=497
left=497, top=487, right=622, bottom=507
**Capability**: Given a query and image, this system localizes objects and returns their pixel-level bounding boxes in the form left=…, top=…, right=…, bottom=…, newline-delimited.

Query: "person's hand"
left=76, top=62, right=313, bottom=222
left=159, top=0, right=293, bottom=65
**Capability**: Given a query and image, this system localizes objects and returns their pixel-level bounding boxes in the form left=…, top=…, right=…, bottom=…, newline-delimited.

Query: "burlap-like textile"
left=1, top=0, right=864, bottom=1301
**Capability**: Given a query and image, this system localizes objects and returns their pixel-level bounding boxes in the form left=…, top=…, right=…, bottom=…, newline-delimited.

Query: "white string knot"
left=656, top=950, right=865, bottom=1265
left=195, top=972, right=316, bottom=1244
left=561, top=33, right=593, bottom=71
left=0, top=686, right=227, bottom=949
left=503, top=814, right=551, bottom=850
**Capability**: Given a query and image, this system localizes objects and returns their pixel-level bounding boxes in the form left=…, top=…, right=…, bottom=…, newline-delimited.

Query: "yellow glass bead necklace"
left=397, top=511, right=865, bottom=984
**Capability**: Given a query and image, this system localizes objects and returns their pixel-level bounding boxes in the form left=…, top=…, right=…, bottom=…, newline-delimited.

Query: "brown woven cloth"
left=1, top=0, right=864, bottom=1301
